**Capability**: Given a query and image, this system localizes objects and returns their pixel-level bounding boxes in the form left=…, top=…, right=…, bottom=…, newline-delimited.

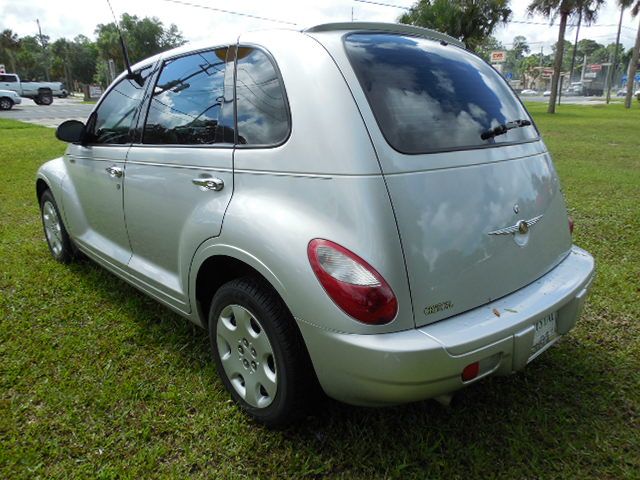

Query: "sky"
left=1, top=0, right=638, bottom=55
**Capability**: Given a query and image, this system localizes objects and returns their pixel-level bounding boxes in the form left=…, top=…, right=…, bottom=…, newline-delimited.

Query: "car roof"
left=129, top=21, right=464, bottom=73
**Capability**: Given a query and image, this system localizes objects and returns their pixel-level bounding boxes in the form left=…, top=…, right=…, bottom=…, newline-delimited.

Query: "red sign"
left=590, top=64, right=602, bottom=72
left=490, top=51, right=506, bottom=63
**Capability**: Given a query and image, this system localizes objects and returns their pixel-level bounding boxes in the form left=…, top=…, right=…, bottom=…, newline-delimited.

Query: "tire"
left=33, top=97, right=42, bottom=105
left=0, top=97, right=12, bottom=110
left=209, top=277, right=314, bottom=427
left=38, top=92, right=53, bottom=105
left=40, top=190, right=75, bottom=263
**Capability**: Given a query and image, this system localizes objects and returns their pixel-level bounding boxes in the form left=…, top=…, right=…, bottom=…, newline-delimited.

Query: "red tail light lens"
left=307, top=239, right=398, bottom=325
left=568, top=216, right=574, bottom=235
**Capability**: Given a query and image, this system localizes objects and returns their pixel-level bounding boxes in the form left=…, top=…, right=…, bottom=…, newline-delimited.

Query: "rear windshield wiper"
left=481, top=119, right=532, bottom=140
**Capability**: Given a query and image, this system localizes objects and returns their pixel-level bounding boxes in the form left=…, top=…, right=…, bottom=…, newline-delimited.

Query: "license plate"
left=530, top=312, right=558, bottom=358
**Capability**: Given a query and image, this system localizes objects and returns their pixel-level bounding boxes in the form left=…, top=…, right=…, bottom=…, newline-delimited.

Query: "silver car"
left=37, top=22, right=595, bottom=426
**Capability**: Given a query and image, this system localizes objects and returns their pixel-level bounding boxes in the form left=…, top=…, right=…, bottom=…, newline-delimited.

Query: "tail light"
left=461, top=362, right=480, bottom=382
left=307, top=239, right=398, bottom=325
left=568, top=216, right=574, bottom=235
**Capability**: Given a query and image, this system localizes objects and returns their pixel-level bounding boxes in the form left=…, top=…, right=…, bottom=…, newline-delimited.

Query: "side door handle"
left=192, top=177, right=224, bottom=191
left=105, top=165, right=123, bottom=178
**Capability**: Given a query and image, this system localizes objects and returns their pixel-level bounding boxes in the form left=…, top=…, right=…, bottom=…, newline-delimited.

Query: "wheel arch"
left=190, top=245, right=288, bottom=329
left=36, top=177, right=50, bottom=203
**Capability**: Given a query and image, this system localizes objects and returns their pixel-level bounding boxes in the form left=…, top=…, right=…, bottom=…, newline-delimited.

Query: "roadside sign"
left=89, top=85, right=103, bottom=98
left=542, top=68, right=554, bottom=79
left=505, top=72, right=513, bottom=80
left=590, top=64, right=602, bottom=72
left=490, top=51, right=506, bottom=63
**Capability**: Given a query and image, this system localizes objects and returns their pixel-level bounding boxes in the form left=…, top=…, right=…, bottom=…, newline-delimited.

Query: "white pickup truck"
left=0, top=73, right=65, bottom=105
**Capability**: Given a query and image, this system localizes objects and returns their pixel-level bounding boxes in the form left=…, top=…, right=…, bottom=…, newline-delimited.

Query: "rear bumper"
left=297, top=246, right=595, bottom=406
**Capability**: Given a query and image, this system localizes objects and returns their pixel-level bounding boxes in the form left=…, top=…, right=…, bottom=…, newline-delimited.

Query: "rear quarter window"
left=344, top=33, right=538, bottom=154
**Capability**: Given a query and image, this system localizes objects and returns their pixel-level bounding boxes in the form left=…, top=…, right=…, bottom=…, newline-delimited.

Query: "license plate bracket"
left=529, top=311, right=558, bottom=361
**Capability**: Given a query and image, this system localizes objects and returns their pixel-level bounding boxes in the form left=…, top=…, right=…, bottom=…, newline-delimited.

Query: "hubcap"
left=0, top=99, right=10, bottom=109
left=42, top=201, right=63, bottom=257
left=216, top=304, right=277, bottom=408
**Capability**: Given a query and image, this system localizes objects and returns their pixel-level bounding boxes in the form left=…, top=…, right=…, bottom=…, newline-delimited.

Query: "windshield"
left=344, top=33, right=538, bottom=154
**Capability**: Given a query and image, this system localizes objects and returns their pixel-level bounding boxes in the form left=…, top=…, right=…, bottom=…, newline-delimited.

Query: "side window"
left=88, top=67, right=152, bottom=145
left=143, top=48, right=229, bottom=145
left=1, top=75, right=18, bottom=82
left=236, top=47, right=289, bottom=145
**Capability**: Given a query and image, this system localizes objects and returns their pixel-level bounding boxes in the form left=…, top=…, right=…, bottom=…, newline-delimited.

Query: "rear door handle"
left=105, top=166, right=123, bottom=178
left=192, top=177, right=224, bottom=191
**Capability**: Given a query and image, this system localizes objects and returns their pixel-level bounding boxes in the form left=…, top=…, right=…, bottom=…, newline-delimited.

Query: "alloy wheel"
left=42, top=200, right=63, bottom=257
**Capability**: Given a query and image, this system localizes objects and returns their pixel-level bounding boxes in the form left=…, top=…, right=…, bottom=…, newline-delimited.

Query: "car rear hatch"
left=318, top=30, right=573, bottom=327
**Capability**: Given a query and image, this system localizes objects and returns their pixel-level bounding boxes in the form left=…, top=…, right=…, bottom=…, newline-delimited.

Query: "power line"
left=353, top=0, right=411, bottom=10
left=158, top=0, right=299, bottom=26
left=354, top=0, right=637, bottom=30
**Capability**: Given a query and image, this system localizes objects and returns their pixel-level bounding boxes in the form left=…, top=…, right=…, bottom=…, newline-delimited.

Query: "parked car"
left=0, top=73, right=64, bottom=105
left=37, top=22, right=595, bottom=427
left=520, top=88, right=537, bottom=95
left=0, top=89, right=21, bottom=110
left=543, top=90, right=551, bottom=97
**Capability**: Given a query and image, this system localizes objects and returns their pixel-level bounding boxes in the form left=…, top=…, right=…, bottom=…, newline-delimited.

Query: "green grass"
left=1, top=105, right=639, bottom=479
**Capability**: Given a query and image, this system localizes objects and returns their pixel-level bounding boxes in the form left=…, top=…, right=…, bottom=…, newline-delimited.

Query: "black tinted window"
left=144, top=48, right=230, bottom=145
left=89, top=67, right=152, bottom=145
left=344, top=33, right=537, bottom=154
left=236, top=47, right=289, bottom=145
left=1, top=75, right=18, bottom=82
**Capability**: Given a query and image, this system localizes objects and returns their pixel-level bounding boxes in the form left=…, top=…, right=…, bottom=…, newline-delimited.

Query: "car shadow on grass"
left=66, top=259, right=635, bottom=477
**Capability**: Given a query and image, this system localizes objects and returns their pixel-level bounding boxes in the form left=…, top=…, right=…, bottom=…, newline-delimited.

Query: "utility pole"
left=36, top=19, right=50, bottom=81
left=606, top=5, right=625, bottom=104
left=568, top=10, right=582, bottom=89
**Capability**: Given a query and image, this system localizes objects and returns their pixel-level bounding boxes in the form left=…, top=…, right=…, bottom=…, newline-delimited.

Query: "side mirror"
left=56, top=120, right=85, bottom=143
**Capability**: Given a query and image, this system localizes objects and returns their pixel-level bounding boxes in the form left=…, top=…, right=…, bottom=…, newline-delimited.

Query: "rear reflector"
left=308, top=239, right=398, bottom=325
left=461, top=362, right=480, bottom=382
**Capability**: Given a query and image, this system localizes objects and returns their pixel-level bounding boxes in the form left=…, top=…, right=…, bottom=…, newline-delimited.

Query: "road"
left=0, top=96, right=94, bottom=128
left=519, top=94, right=614, bottom=104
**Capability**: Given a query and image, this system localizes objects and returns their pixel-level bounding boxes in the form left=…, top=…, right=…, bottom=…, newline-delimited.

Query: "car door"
left=63, top=67, right=153, bottom=267
left=123, top=47, right=235, bottom=311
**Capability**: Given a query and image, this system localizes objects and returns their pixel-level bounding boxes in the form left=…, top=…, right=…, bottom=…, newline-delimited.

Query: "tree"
left=95, top=14, right=185, bottom=75
left=0, top=29, right=20, bottom=72
left=14, top=36, right=44, bottom=80
left=527, top=0, right=605, bottom=113
left=503, top=36, right=530, bottom=78
left=398, top=0, right=512, bottom=52
left=620, top=0, right=640, bottom=108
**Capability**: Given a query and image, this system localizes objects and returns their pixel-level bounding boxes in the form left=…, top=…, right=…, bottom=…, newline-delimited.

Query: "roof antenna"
left=105, top=0, right=142, bottom=84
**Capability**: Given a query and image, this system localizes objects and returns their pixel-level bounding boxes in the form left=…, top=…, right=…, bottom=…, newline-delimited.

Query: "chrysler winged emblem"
left=488, top=215, right=543, bottom=236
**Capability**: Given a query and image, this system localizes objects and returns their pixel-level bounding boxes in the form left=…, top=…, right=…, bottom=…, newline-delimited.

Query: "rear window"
left=344, top=33, right=537, bottom=154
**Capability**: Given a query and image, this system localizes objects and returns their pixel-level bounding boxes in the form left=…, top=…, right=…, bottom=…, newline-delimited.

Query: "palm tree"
left=528, top=0, right=605, bottom=113
left=621, top=0, right=640, bottom=108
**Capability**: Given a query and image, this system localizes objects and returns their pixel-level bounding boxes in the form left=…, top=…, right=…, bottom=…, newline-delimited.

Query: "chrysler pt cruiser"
left=37, top=22, right=595, bottom=426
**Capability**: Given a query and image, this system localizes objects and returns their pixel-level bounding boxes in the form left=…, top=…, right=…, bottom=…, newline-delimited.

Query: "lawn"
left=1, top=104, right=639, bottom=479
